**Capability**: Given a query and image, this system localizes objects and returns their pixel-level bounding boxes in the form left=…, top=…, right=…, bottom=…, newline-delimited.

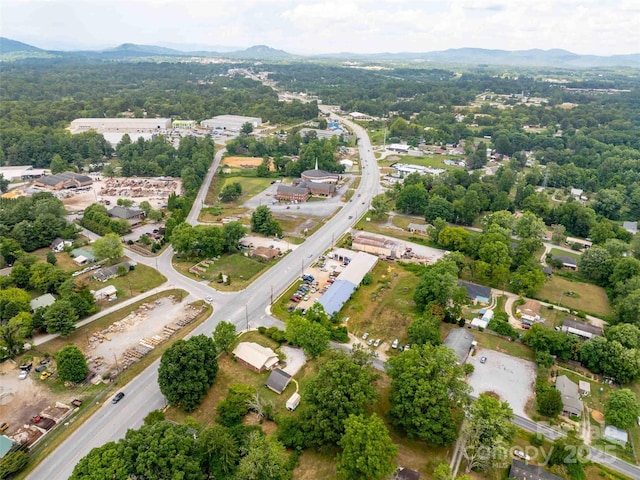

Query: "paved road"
left=28, top=115, right=380, bottom=480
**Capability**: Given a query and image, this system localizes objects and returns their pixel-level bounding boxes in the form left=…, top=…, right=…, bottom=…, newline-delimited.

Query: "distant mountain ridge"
left=1, top=37, right=639, bottom=68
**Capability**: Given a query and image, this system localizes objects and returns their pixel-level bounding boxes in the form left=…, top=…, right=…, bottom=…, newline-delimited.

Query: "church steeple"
left=315, top=158, right=318, bottom=170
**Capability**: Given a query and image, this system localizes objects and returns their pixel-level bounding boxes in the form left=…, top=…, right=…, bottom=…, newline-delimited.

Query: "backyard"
left=78, top=263, right=167, bottom=305
left=536, top=276, right=611, bottom=317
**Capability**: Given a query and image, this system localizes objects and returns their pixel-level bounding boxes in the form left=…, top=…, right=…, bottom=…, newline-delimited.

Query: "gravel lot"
left=280, top=346, right=306, bottom=376
left=466, top=348, right=536, bottom=418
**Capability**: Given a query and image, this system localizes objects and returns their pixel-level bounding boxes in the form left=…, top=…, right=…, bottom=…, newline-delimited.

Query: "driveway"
left=466, top=348, right=536, bottom=418
left=280, top=346, right=306, bottom=376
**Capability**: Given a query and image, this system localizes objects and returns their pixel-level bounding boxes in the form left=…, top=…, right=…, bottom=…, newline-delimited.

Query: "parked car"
left=480, top=356, right=487, bottom=364
left=373, top=338, right=381, bottom=347
left=31, top=415, right=42, bottom=423
left=40, top=371, right=52, bottom=380
left=71, top=399, right=83, bottom=407
left=112, top=392, right=125, bottom=404
left=404, top=345, right=410, bottom=350
left=205, top=296, right=213, bottom=303
left=287, top=305, right=296, bottom=312
left=303, top=295, right=310, bottom=301
left=362, top=332, right=370, bottom=340
left=19, top=370, right=29, bottom=380
left=391, top=339, right=399, bottom=349
left=367, top=338, right=374, bottom=346
left=513, top=450, right=531, bottom=461
left=0, top=422, right=8, bottom=433
left=39, top=359, right=51, bottom=365
left=20, top=363, right=32, bottom=371
left=35, top=365, right=47, bottom=373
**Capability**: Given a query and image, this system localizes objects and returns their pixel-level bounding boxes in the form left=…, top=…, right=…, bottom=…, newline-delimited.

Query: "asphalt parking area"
left=466, top=348, right=536, bottom=418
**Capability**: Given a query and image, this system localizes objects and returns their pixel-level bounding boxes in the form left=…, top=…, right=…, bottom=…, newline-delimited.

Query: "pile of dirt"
left=591, top=410, right=604, bottom=423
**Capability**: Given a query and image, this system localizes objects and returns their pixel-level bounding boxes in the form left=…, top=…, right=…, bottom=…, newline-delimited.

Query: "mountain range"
left=2, top=37, right=639, bottom=68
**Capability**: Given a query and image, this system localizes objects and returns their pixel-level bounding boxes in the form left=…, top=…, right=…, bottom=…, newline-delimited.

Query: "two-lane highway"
left=28, top=116, right=380, bottom=480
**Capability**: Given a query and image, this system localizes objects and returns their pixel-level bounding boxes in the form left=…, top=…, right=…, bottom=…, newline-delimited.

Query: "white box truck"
left=286, top=392, right=300, bottom=411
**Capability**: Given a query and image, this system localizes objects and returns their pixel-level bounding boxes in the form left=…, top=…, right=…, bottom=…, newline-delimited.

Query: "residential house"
left=71, top=248, right=96, bottom=263
left=108, top=206, right=145, bottom=226
left=232, top=342, right=279, bottom=373
left=50, top=238, right=73, bottom=253
left=565, top=236, right=592, bottom=249
left=555, top=375, right=583, bottom=417
left=603, top=425, right=628, bottom=445
left=30, top=293, right=56, bottom=312
left=93, top=285, right=117, bottom=301
left=458, top=280, right=491, bottom=305
left=562, top=318, right=603, bottom=339
left=517, top=300, right=541, bottom=323
left=250, top=246, right=280, bottom=261
left=265, top=368, right=292, bottom=394
left=407, top=223, right=429, bottom=235
left=92, top=261, right=136, bottom=282
left=551, top=255, right=578, bottom=270
left=508, top=459, right=563, bottom=480
left=443, top=329, right=475, bottom=365
left=394, top=467, right=420, bottom=480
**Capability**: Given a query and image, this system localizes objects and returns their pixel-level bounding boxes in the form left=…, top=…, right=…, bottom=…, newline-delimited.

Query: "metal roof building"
left=200, top=115, right=262, bottom=132
left=318, top=251, right=378, bottom=316
left=30, top=293, right=56, bottom=311
left=69, top=118, right=171, bottom=133
left=443, top=329, right=475, bottom=365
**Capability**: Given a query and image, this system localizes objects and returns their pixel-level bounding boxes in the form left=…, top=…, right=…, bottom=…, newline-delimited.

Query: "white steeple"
left=315, top=158, right=318, bottom=170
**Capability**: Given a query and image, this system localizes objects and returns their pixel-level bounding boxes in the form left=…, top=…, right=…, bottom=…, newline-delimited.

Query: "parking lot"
left=466, top=348, right=536, bottom=418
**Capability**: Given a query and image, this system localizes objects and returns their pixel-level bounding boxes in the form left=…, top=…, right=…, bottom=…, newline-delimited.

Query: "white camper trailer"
left=286, top=392, right=301, bottom=411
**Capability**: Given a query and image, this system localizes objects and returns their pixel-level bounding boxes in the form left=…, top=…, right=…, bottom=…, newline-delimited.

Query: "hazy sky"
left=2, top=0, right=639, bottom=55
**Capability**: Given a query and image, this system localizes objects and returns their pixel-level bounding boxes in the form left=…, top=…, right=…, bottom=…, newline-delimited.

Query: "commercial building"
left=555, top=375, right=583, bottom=417
left=69, top=118, right=172, bottom=133
left=0, top=166, right=47, bottom=181
left=35, top=172, right=93, bottom=190
left=443, top=329, right=475, bottom=365
left=108, top=206, right=145, bottom=226
left=292, top=179, right=337, bottom=196
left=274, top=185, right=310, bottom=202
left=318, top=251, right=378, bottom=315
left=352, top=234, right=405, bottom=258
left=390, top=163, right=445, bottom=177
left=200, top=115, right=262, bottom=132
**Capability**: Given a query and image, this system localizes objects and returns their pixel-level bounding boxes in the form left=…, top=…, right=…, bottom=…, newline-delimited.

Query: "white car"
left=513, top=450, right=531, bottom=461
left=205, top=296, right=213, bottom=303
left=391, top=339, right=399, bottom=349
left=373, top=338, right=381, bottom=347
left=362, top=332, right=370, bottom=340
left=19, top=370, right=29, bottom=380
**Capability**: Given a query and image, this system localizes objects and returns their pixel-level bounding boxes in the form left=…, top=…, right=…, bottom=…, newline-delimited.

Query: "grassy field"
left=199, top=206, right=250, bottom=223
left=549, top=248, right=581, bottom=260
left=340, top=262, right=419, bottom=342
left=173, top=253, right=272, bottom=291
left=536, top=276, right=611, bottom=317
left=78, top=264, right=166, bottom=305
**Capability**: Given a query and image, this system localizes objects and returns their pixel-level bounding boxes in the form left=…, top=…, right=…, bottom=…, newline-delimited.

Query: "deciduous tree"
left=213, top=321, right=237, bottom=354
left=92, top=233, right=124, bottom=263
left=604, top=389, right=640, bottom=429
left=158, top=335, right=219, bottom=411
left=56, top=345, right=88, bottom=383
left=337, top=414, right=397, bottom=480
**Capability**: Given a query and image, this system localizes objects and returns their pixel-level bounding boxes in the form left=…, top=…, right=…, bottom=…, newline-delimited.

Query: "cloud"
left=1, top=0, right=638, bottom=55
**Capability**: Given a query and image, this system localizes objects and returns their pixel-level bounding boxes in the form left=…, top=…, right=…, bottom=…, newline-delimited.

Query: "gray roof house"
left=457, top=280, right=491, bottom=304
left=555, top=375, right=583, bottom=417
left=30, top=293, right=56, bottom=311
left=551, top=255, right=578, bottom=270
left=93, top=261, right=136, bottom=282
left=443, top=329, right=475, bottom=365
left=394, top=467, right=420, bottom=480
left=509, top=459, right=563, bottom=480
left=265, top=368, right=292, bottom=394
left=603, top=425, right=628, bottom=445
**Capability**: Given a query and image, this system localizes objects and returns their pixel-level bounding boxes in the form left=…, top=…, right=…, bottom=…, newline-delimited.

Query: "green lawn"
left=549, top=248, right=581, bottom=260
left=173, top=253, right=272, bottom=291
left=79, top=264, right=166, bottom=306
left=340, top=262, right=419, bottom=342
left=535, top=275, right=611, bottom=317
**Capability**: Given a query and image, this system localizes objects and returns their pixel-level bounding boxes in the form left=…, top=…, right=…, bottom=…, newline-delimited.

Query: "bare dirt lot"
left=223, top=156, right=274, bottom=170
